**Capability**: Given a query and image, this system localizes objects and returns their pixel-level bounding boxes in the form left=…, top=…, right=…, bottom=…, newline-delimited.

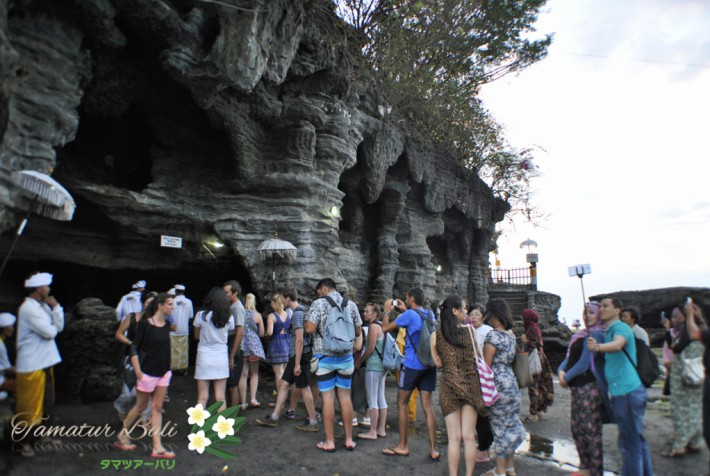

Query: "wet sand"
left=3, top=370, right=707, bottom=475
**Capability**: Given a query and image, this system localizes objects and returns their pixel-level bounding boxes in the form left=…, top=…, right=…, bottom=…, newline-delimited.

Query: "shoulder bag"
left=681, top=352, right=704, bottom=387
left=467, top=326, right=499, bottom=406
left=513, top=340, right=533, bottom=389
left=529, top=348, right=542, bottom=376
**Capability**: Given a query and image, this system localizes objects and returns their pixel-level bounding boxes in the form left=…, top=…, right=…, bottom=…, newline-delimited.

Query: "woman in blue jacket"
left=558, top=301, right=612, bottom=476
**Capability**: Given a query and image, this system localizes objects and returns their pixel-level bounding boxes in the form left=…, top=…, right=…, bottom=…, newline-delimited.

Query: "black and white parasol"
left=0, top=170, right=76, bottom=279
left=13, top=170, right=76, bottom=221
left=257, top=231, right=297, bottom=293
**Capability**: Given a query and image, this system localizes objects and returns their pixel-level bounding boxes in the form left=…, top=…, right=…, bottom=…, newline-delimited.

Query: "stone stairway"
left=487, top=289, right=529, bottom=320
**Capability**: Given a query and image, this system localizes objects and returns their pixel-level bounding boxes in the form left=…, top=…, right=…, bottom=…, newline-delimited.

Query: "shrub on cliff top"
left=334, top=0, right=551, bottom=221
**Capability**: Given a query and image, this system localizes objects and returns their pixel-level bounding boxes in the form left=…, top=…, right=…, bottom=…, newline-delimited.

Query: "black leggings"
left=476, top=414, right=494, bottom=451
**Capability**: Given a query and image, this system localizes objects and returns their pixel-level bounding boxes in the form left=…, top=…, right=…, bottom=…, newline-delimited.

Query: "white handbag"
left=681, top=354, right=704, bottom=387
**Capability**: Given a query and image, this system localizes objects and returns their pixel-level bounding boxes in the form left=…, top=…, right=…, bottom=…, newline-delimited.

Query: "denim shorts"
left=399, top=366, right=436, bottom=392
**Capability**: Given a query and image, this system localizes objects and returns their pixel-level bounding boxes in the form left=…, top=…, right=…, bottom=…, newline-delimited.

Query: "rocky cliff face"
left=591, top=287, right=710, bottom=345
left=0, top=0, right=507, bottom=312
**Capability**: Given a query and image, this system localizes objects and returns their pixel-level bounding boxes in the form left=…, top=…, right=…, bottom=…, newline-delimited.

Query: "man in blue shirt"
left=588, top=297, right=653, bottom=476
left=380, top=288, right=440, bottom=461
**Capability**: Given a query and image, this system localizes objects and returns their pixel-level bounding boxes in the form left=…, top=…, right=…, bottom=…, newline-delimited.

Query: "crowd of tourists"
left=2, top=271, right=709, bottom=475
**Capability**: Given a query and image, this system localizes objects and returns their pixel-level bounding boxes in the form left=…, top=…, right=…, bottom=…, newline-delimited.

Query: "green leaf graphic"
left=219, top=405, right=241, bottom=420
left=205, top=445, right=236, bottom=460
left=232, top=417, right=247, bottom=432
left=206, top=401, right=224, bottom=415
left=213, top=436, right=241, bottom=446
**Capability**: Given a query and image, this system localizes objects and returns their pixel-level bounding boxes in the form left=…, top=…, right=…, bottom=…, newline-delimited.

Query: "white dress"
left=194, top=311, right=235, bottom=380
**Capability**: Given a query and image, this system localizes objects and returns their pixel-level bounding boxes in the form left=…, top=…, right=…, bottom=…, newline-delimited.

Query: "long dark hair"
left=439, top=295, right=465, bottom=348
left=485, top=298, right=513, bottom=330
left=202, top=287, right=231, bottom=328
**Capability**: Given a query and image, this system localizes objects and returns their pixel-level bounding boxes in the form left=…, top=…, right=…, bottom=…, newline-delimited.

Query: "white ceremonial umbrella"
left=0, top=170, right=76, bottom=278
left=257, top=231, right=297, bottom=293
left=13, top=170, right=76, bottom=221
left=519, top=238, right=538, bottom=254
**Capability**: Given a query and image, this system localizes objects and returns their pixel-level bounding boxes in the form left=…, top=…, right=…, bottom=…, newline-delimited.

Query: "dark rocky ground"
left=2, top=368, right=707, bottom=476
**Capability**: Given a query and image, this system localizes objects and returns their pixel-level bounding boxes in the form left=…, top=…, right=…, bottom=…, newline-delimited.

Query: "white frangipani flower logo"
left=186, top=403, right=211, bottom=427
left=186, top=401, right=244, bottom=459
left=188, top=430, right=212, bottom=454
left=212, top=415, right=236, bottom=439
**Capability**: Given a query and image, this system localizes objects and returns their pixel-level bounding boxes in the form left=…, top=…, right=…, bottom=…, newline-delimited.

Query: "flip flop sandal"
left=382, top=447, right=409, bottom=457
left=316, top=441, right=336, bottom=453
left=661, top=449, right=687, bottom=458
left=113, top=441, right=137, bottom=451
left=151, top=450, right=176, bottom=459
left=345, top=442, right=357, bottom=451
left=356, top=433, right=378, bottom=440
left=429, top=450, right=441, bottom=462
left=249, top=401, right=261, bottom=408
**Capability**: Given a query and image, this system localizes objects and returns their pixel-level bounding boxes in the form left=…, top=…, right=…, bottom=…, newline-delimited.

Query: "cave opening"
left=57, top=103, right=155, bottom=191
left=0, top=253, right=256, bottom=317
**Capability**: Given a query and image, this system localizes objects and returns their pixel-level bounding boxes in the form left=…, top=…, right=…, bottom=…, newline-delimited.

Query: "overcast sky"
left=480, top=0, right=710, bottom=325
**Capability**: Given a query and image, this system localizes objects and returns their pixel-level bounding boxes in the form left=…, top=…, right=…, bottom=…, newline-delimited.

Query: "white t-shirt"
left=474, top=324, right=493, bottom=350
left=171, top=295, right=194, bottom=335
left=194, top=311, right=235, bottom=347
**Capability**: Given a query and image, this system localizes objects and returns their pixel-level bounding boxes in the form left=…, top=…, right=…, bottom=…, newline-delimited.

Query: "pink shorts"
left=136, top=371, right=172, bottom=393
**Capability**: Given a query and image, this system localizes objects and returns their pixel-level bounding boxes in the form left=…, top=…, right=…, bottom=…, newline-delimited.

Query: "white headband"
left=133, top=280, right=146, bottom=289
left=174, top=284, right=185, bottom=291
left=25, top=272, right=52, bottom=288
left=0, top=312, right=16, bottom=327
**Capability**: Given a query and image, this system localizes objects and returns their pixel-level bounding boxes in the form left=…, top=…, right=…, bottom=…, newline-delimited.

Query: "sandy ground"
left=2, top=369, right=708, bottom=476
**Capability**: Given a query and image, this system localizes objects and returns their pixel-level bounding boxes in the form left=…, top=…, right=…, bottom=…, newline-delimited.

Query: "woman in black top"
left=115, top=292, right=175, bottom=459
left=113, top=291, right=157, bottom=420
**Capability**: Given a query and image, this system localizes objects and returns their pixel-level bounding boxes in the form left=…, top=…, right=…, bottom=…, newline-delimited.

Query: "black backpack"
left=622, top=337, right=661, bottom=388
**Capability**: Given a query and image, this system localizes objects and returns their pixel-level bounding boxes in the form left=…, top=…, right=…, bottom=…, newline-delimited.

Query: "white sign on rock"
left=160, top=235, right=182, bottom=249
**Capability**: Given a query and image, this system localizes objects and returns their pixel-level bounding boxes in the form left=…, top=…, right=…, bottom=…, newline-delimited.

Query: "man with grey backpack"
left=305, top=278, right=362, bottom=453
left=381, top=288, right=440, bottom=462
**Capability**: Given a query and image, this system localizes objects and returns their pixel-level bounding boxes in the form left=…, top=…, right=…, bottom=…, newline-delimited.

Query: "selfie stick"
left=568, top=264, right=592, bottom=329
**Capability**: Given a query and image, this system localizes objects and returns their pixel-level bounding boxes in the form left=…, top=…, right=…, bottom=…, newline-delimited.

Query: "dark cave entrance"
left=0, top=253, right=256, bottom=315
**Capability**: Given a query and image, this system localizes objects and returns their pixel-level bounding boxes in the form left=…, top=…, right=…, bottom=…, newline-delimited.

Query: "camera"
left=392, top=299, right=399, bottom=307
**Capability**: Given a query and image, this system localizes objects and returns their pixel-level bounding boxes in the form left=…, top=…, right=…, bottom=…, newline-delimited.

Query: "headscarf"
left=568, top=301, right=604, bottom=350
left=522, top=308, right=542, bottom=344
